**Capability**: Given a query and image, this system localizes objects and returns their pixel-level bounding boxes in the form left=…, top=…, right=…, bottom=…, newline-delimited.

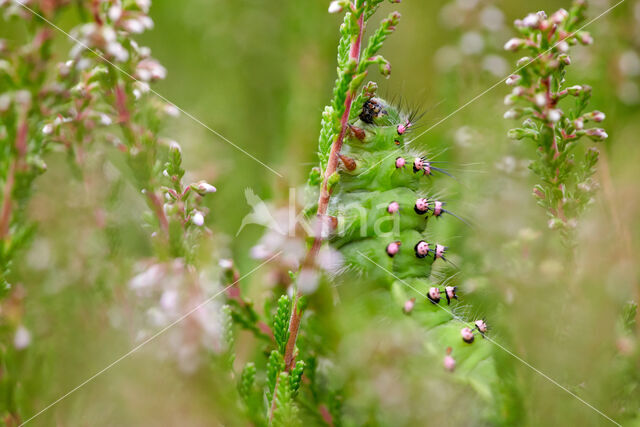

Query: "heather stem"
left=283, top=5, right=366, bottom=376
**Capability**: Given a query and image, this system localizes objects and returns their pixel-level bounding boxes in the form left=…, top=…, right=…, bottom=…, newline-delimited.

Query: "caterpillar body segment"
left=315, top=94, right=516, bottom=420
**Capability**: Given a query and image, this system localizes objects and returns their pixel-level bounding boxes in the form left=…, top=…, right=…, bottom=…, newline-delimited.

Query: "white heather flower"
left=108, top=5, right=122, bottom=21
left=459, top=31, right=484, bottom=55
left=505, top=74, right=521, bottom=86
left=297, top=268, right=319, bottom=294
left=504, top=38, right=523, bottom=51
left=503, top=109, right=519, bottom=119
left=164, top=104, right=180, bottom=117
left=619, top=50, right=640, bottom=77
left=328, top=1, right=342, bottom=13
left=434, top=46, right=461, bottom=71
left=522, top=13, right=540, bottom=28
left=14, top=325, right=31, bottom=350
left=512, top=86, right=525, bottom=96
left=194, top=180, right=217, bottom=194
left=99, top=113, right=113, bottom=126
left=218, top=259, right=233, bottom=270
left=483, top=55, right=508, bottom=77
left=42, top=123, right=53, bottom=135
left=169, top=140, right=181, bottom=152
left=137, top=0, right=151, bottom=12
left=102, top=26, right=117, bottom=43
left=534, top=92, right=547, bottom=107
left=123, top=19, right=144, bottom=34
left=574, top=118, right=584, bottom=130
left=480, top=6, right=504, bottom=32
left=106, top=42, right=129, bottom=62
left=140, top=16, right=154, bottom=30
left=503, top=94, right=515, bottom=106
left=617, top=81, right=639, bottom=105
left=548, top=109, right=562, bottom=122
left=556, top=41, right=569, bottom=53
left=191, top=211, right=205, bottom=226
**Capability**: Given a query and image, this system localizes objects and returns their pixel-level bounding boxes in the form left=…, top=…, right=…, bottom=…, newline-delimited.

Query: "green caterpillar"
left=308, top=91, right=520, bottom=422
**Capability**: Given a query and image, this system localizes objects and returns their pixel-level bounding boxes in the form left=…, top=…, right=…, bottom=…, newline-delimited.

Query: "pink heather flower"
left=585, top=128, right=608, bottom=141
left=522, top=13, right=540, bottom=28
left=556, top=41, right=569, bottom=53
left=579, top=32, right=594, bottom=45
left=590, top=111, right=605, bottom=122
left=551, top=8, right=569, bottom=24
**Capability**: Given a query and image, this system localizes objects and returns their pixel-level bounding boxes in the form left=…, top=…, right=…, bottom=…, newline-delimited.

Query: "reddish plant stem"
left=146, top=191, right=169, bottom=234
left=282, top=10, right=366, bottom=375
left=0, top=116, right=28, bottom=241
left=0, top=162, right=16, bottom=241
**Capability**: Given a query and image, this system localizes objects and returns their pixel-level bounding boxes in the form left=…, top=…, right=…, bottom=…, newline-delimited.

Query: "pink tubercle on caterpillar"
left=414, top=240, right=430, bottom=258
left=423, top=161, right=432, bottom=176
left=428, top=287, right=441, bottom=304
left=434, top=244, right=447, bottom=260
left=403, top=297, right=416, bottom=314
left=444, top=347, right=456, bottom=372
left=387, top=201, right=400, bottom=214
left=432, top=200, right=444, bottom=217
left=397, top=120, right=411, bottom=135
left=445, top=286, right=457, bottom=305
left=412, top=157, right=423, bottom=173
left=414, top=198, right=429, bottom=215
left=461, top=327, right=475, bottom=344
left=386, top=241, right=401, bottom=257
left=395, top=157, right=406, bottom=168
left=475, top=319, right=488, bottom=334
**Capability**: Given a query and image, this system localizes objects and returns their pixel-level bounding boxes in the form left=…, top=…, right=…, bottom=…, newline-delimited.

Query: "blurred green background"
left=5, top=0, right=640, bottom=425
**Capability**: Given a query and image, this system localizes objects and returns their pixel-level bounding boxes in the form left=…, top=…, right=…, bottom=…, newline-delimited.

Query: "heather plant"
left=0, top=0, right=637, bottom=425
left=503, top=1, right=607, bottom=241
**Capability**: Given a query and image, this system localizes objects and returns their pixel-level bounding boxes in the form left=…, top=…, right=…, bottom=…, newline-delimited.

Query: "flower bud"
left=551, top=8, right=569, bottom=24
left=191, top=180, right=217, bottom=195
left=578, top=31, right=593, bottom=45
left=504, top=38, right=524, bottom=51
left=587, top=111, right=605, bottom=122
left=503, top=109, right=521, bottom=119
left=505, top=74, right=521, bottom=86
left=585, top=128, right=608, bottom=141
left=328, top=1, right=344, bottom=13
left=567, top=85, right=583, bottom=96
